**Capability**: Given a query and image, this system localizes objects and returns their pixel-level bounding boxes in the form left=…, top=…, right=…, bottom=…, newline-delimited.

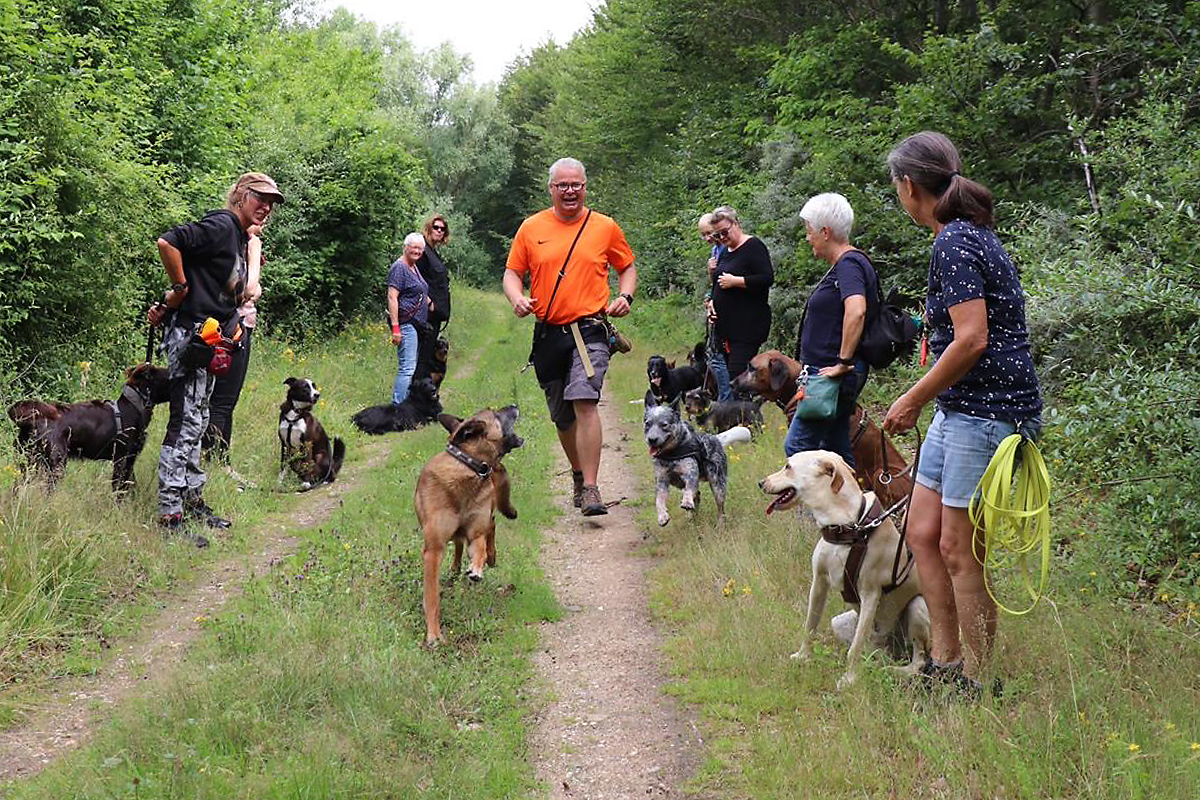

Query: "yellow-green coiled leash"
left=969, top=433, right=1052, bottom=615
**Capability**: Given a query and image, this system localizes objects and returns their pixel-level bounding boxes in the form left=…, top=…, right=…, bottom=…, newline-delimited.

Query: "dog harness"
left=654, top=434, right=703, bottom=463
left=109, top=384, right=152, bottom=444
left=445, top=444, right=493, bottom=479
left=820, top=495, right=911, bottom=605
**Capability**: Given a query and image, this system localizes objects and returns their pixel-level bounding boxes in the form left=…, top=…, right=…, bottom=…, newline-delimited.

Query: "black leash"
left=145, top=322, right=156, bottom=364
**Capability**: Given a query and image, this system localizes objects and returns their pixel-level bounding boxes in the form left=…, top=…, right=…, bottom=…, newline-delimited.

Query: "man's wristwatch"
left=836, top=356, right=855, bottom=366
left=170, top=282, right=188, bottom=293
left=619, top=292, right=634, bottom=307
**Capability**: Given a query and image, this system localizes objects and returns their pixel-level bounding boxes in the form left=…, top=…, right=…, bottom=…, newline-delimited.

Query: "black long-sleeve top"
left=712, top=236, right=774, bottom=344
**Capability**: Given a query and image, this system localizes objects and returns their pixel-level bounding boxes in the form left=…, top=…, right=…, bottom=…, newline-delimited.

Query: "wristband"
left=619, top=292, right=634, bottom=306
left=391, top=323, right=401, bottom=333
left=836, top=356, right=855, bottom=366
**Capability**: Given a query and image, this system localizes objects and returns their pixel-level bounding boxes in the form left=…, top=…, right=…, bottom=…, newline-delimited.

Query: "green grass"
left=609, top=297, right=1200, bottom=800
left=4, top=288, right=1198, bottom=799
left=2, top=288, right=561, bottom=798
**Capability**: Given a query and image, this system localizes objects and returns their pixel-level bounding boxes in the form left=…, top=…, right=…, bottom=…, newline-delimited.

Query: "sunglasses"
left=431, top=224, right=447, bottom=232
left=710, top=226, right=731, bottom=241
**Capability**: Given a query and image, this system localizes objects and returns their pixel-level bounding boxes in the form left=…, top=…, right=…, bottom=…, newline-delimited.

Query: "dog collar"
left=820, top=495, right=886, bottom=545
left=653, top=435, right=702, bottom=462
left=445, top=444, right=492, bottom=479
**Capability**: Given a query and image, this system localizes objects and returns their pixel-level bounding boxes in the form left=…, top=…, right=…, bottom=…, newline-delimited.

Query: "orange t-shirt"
left=505, top=208, right=635, bottom=325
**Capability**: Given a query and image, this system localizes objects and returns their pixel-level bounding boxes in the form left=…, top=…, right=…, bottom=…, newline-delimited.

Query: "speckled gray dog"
left=643, top=390, right=750, bottom=526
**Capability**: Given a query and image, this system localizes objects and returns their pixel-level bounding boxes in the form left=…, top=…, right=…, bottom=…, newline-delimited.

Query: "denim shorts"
left=916, top=408, right=1042, bottom=508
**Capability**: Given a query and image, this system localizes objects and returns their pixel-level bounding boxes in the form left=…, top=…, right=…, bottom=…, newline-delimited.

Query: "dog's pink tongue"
left=765, top=489, right=794, bottom=516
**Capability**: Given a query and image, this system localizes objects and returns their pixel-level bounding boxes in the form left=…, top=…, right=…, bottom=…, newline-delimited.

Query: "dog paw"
left=657, top=512, right=670, bottom=526
left=836, top=672, right=858, bottom=691
left=680, top=499, right=695, bottom=512
left=467, top=569, right=483, bottom=583
left=789, top=648, right=811, bottom=662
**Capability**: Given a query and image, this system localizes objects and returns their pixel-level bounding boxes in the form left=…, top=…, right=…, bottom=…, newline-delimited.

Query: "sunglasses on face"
left=710, top=226, right=731, bottom=241
left=552, top=182, right=586, bottom=192
left=431, top=224, right=446, bottom=232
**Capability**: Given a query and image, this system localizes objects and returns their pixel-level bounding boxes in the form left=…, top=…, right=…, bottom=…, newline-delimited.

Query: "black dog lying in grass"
left=351, top=378, right=443, bottom=435
left=7, top=363, right=171, bottom=495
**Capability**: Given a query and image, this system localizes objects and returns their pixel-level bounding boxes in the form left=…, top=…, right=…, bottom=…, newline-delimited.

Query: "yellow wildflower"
left=1190, top=742, right=1199, bottom=751
left=722, top=578, right=735, bottom=597
left=1165, top=722, right=1176, bottom=731
left=194, top=615, right=208, bottom=624
left=1088, top=571, right=1097, bottom=577
left=1128, top=743, right=1140, bottom=753
left=741, top=584, right=751, bottom=595
left=283, top=348, right=295, bottom=363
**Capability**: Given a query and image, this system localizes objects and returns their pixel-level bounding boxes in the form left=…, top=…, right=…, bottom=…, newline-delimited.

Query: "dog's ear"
left=670, top=395, right=683, bottom=416
left=438, top=413, right=462, bottom=433
left=644, top=389, right=657, bottom=408
left=449, top=418, right=487, bottom=445
left=820, top=458, right=845, bottom=495
left=283, top=377, right=298, bottom=387
left=768, top=358, right=791, bottom=394
left=667, top=360, right=676, bottom=369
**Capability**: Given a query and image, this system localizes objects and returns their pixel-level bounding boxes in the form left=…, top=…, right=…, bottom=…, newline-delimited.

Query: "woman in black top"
left=708, top=205, right=774, bottom=384
left=414, top=213, right=452, bottom=381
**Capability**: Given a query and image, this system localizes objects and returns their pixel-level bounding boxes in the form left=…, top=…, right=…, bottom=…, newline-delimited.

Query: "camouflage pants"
left=157, top=325, right=215, bottom=515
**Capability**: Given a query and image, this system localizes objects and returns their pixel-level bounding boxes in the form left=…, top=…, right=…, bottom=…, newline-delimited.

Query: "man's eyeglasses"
left=552, top=181, right=586, bottom=192
left=431, top=224, right=447, bottom=232
left=710, top=226, right=731, bottom=241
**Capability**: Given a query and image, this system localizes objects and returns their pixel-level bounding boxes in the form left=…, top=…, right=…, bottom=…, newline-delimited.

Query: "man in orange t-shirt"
left=503, top=157, right=637, bottom=516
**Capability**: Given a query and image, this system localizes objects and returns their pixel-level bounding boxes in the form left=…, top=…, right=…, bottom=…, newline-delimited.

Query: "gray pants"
left=157, top=325, right=215, bottom=515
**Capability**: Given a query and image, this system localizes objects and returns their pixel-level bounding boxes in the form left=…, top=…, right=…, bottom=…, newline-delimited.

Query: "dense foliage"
left=482, top=0, right=1200, bottom=603
left=2, top=0, right=1197, bottom=602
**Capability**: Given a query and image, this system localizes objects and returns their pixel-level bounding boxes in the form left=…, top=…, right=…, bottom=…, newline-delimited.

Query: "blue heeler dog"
left=643, top=390, right=751, bottom=526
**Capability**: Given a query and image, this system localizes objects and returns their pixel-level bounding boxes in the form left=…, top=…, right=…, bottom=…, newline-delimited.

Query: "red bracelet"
left=391, top=324, right=401, bottom=333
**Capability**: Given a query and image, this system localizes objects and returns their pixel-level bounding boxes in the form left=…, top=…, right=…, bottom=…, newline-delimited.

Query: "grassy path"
left=529, top=393, right=705, bottom=798
left=0, top=438, right=389, bottom=781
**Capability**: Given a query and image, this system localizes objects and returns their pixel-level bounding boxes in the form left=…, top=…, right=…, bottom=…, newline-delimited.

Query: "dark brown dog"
left=732, top=350, right=913, bottom=509
left=278, top=377, right=345, bottom=490
left=414, top=406, right=522, bottom=645
left=7, top=363, right=171, bottom=495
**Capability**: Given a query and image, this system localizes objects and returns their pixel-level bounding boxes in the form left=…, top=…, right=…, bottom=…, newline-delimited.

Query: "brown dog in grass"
left=415, top=405, right=522, bottom=645
left=732, top=350, right=914, bottom=509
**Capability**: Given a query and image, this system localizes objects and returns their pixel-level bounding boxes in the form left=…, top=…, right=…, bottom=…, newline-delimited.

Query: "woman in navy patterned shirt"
left=883, top=131, right=1041, bottom=696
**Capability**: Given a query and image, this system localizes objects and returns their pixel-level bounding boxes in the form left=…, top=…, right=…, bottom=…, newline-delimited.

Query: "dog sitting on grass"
left=7, top=363, right=171, bottom=495
left=415, top=405, right=522, bottom=645
left=278, top=377, right=345, bottom=491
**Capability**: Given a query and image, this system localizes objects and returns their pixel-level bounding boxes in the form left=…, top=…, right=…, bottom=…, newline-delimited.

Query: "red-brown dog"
left=732, top=350, right=914, bottom=509
left=414, top=406, right=522, bottom=645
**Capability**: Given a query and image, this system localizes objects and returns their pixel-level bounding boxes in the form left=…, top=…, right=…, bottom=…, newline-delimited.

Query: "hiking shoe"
left=580, top=485, right=607, bottom=517
left=184, top=499, right=233, bottom=530
left=158, top=513, right=209, bottom=548
left=572, top=471, right=585, bottom=508
left=915, top=658, right=964, bottom=689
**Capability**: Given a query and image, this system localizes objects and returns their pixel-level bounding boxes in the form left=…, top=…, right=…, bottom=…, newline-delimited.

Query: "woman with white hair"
left=387, top=232, right=430, bottom=405
left=784, top=192, right=878, bottom=465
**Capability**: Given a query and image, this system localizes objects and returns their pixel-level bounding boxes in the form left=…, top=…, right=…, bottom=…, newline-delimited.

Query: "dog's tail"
left=328, top=437, right=346, bottom=482
left=717, top=425, right=752, bottom=447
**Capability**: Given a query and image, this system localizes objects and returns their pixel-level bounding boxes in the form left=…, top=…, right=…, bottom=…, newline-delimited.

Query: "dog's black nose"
left=757, top=480, right=765, bottom=489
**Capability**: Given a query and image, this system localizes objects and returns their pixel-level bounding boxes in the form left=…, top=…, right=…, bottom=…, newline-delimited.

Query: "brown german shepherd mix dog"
left=415, top=406, right=522, bottom=645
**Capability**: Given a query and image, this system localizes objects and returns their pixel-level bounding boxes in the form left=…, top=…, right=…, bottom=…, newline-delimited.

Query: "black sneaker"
left=915, top=658, right=964, bottom=689
left=158, top=513, right=209, bottom=548
left=184, top=499, right=232, bottom=529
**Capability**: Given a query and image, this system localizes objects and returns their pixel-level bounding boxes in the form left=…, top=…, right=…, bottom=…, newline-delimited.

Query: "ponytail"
left=888, top=131, right=994, bottom=228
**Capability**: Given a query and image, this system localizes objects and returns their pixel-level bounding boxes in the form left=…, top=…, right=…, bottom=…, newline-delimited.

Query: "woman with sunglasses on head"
left=707, top=205, right=774, bottom=394
left=414, top=214, right=452, bottom=381
left=882, top=131, right=1042, bottom=697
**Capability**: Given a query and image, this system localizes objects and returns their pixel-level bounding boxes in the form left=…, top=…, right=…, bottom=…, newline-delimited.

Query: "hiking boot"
left=580, top=485, right=607, bottom=517
left=184, top=498, right=232, bottom=530
left=572, top=470, right=585, bottom=508
left=915, top=658, right=964, bottom=690
left=158, top=513, right=209, bottom=548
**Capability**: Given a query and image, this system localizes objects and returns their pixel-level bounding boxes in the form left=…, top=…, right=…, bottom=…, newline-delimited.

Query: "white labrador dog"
left=760, top=450, right=930, bottom=689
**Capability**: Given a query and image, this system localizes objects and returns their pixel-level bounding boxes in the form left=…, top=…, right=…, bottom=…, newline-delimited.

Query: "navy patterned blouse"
left=926, top=219, right=1041, bottom=420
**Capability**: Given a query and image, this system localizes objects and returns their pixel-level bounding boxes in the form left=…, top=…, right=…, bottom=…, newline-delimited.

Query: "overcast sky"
left=315, top=0, right=600, bottom=84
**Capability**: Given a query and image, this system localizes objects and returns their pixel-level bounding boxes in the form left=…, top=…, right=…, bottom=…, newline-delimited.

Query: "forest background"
left=1, top=0, right=1198, bottom=608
